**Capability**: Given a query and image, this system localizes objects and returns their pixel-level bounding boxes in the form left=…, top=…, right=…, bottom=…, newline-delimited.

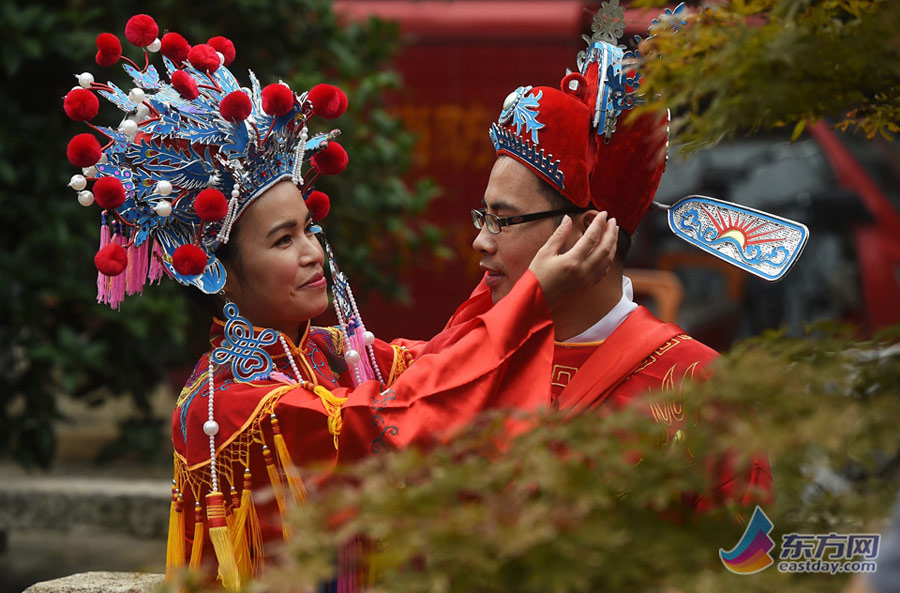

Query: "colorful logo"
left=719, top=506, right=776, bottom=574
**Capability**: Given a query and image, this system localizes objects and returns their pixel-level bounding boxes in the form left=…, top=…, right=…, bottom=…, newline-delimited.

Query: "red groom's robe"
left=445, top=276, right=774, bottom=514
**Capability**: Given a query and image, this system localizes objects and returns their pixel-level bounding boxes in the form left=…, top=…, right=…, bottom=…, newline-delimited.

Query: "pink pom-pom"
left=160, top=32, right=191, bottom=65
left=308, top=84, right=348, bottom=119
left=125, top=14, right=158, bottom=47
left=171, top=70, right=199, bottom=100
left=95, top=243, right=128, bottom=276
left=305, top=190, right=330, bottom=221
left=67, top=134, right=102, bottom=167
left=63, top=88, right=99, bottom=122
left=220, top=91, right=252, bottom=122
left=311, top=142, right=348, bottom=175
left=207, top=36, right=236, bottom=66
left=261, top=83, right=294, bottom=117
left=194, top=188, right=228, bottom=221
left=95, top=33, right=122, bottom=67
left=188, top=43, right=220, bottom=73
left=173, top=244, right=208, bottom=276
left=94, top=176, right=127, bottom=210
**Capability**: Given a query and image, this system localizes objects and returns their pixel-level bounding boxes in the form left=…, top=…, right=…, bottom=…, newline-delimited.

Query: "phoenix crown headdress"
left=64, top=14, right=349, bottom=308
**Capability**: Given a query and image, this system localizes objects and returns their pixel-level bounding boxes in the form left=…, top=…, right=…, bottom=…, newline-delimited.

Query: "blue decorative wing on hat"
left=666, top=196, right=809, bottom=282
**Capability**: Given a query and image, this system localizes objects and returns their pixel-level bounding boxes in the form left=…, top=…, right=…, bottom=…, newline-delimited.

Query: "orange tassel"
left=206, top=491, right=241, bottom=591
left=165, top=484, right=185, bottom=580
left=189, top=502, right=204, bottom=571
left=270, top=414, right=308, bottom=503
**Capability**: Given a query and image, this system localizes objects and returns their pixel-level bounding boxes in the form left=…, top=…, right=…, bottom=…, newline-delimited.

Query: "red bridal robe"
left=168, top=271, right=554, bottom=582
left=445, top=275, right=774, bottom=515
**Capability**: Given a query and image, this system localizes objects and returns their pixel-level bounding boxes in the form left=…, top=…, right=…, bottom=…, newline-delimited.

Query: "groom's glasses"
left=471, top=208, right=584, bottom=235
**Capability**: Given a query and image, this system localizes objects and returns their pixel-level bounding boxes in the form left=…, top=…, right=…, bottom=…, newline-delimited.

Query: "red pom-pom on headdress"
left=194, top=188, right=228, bottom=221
left=308, top=84, right=348, bottom=119
left=64, top=88, right=99, bottom=122
left=220, top=91, right=252, bottom=122
left=160, top=32, right=191, bottom=65
left=67, top=133, right=102, bottom=167
left=188, top=43, right=220, bottom=73
left=305, top=190, right=330, bottom=221
left=171, top=70, right=199, bottom=100
left=95, top=243, right=128, bottom=276
left=173, top=244, right=208, bottom=276
left=95, top=33, right=122, bottom=67
left=261, top=83, right=294, bottom=117
left=311, top=142, right=348, bottom=175
left=125, top=14, right=158, bottom=47
left=207, top=36, right=236, bottom=66
left=93, top=176, right=127, bottom=210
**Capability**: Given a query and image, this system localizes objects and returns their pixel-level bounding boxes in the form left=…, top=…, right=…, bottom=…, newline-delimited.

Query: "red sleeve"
left=275, top=270, right=554, bottom=463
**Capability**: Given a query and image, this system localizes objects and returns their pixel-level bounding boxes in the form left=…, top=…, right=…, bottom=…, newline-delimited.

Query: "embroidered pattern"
left=633, top=334, right=694, bottom=373
left=370, top=389, right=399, bottom=453
left=551, top=364, right=580, bottom=389
left=309, top=326, right=348, bottom=376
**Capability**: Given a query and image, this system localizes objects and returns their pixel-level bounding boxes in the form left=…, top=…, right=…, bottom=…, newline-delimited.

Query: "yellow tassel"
left=229, top=485, right=250, bottom=579
left=231, top=469, right=263, bottom=579
left=270, top=414, right=308, bottom=503
left=165, top=484, right=185, bottom=580
left=189, top=502, right=205, bottom=571
left=226, top=486, right=237, bottom=533
left=206, top=491, right=241, bottom=591
left=311, top=385, right=347, bottom=450
left=263, top=445, right=291, bottom=541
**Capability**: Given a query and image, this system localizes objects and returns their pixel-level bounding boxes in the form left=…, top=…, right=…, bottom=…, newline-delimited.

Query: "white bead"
left=77, top=191, right=94, bottom=207
left=216, top=51, right=225, bottom=65
left=82, top=166, right=98, bottom=176
left=77, top=72, right=94, bottom=88
left=98, top=154, right=109, bottom=164
left=119, top=119, right=138, bottom=136
left=344, top=350, right=359, bottom=366
left=345, top=349, right=360, bottom=365
left=156, top=180, right=173, bottom=196
left=364, top=331, right=375, bottom=346
left=69, top=174, right=87, bottom=191
left=135, top=104, right=149, bottom=120
left=128, top=88, right=145, bottom=104
left=147, top=38, right=161, bottom=53
left=154, top=200, right=172, bottom=217
left=231, top=188, right=239, bottom=199
left=203, top=420, right=219, bottom=436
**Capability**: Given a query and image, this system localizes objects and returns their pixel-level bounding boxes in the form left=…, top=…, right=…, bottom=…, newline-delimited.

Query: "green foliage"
left=634, top=0, right=900, bottom=152
left=250, top=325, right=900, bottom=593
left=0, top=0, right=436, bottom=467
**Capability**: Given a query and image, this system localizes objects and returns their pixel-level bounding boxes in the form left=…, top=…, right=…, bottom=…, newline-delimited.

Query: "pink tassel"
left=108, top=224, right=127, bottom=310
left=337, top=538, right=358, bottom=593
left=148, top=241, right=165, bottom=284
left=126, top=241, right=148, bottom=296
left=96, top=216, right=112, bottom=306
left=349, top=323, right=375, bottom=383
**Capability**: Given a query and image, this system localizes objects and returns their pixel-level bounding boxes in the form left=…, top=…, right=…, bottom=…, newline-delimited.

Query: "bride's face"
left=223, top=181, right=328, bottom=339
